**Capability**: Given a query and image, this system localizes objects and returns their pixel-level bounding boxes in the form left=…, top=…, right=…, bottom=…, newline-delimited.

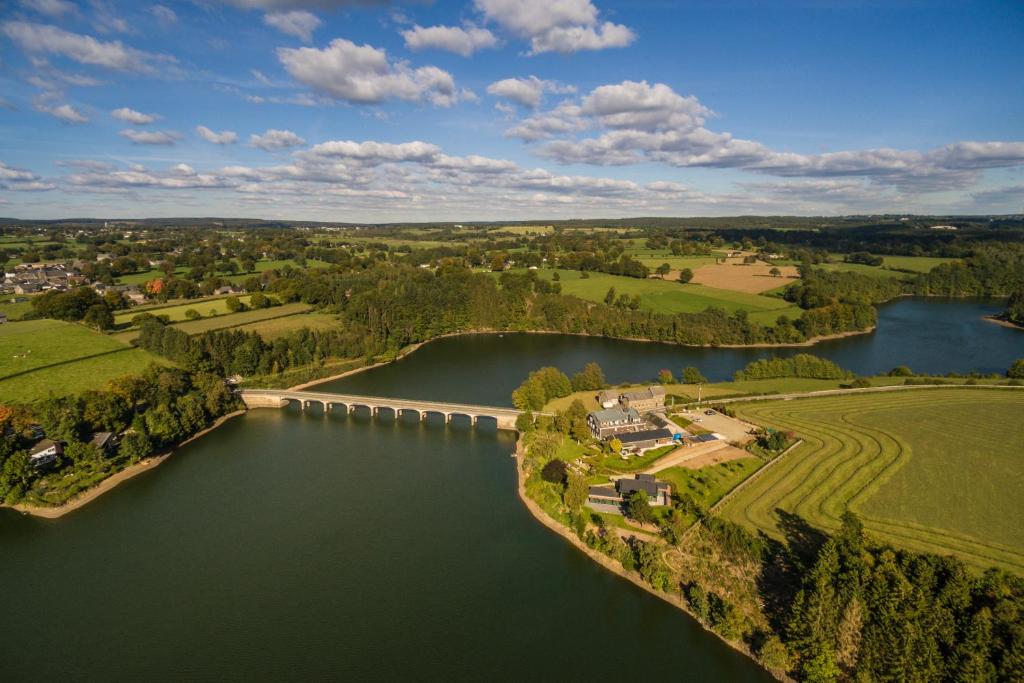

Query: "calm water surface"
left=0, top=297, right=1017, bottom=680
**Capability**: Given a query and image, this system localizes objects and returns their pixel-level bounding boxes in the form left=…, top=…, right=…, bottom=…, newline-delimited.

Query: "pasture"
left=0, top=298, right=34, bottom=320
left=720, top=388, right=1024, bottom=573
left=114, top=295, right=258, bottom=325
left=0, top=319, right=167, bottom=401
left=534, top=269, right=803, bottom=325
left=687, top=262, right=799, bottom=293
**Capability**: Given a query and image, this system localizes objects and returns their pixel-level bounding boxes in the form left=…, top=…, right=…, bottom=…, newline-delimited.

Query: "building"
left=214, top=285, right=244, bottom=296
left=597, top=390, right=618, bottom=409
left=587, top=407, right=644, bottom=439
left=587, top=473, right=673, bottom=511
left=0, top=312, right=6, bottom=325
left=29, top=439, right=62, bottom=470
left=619, top=386, right=666, bottom=413
left=89, top=432, right=115, bottom=455
left=617, top=428, right=676, bottom=454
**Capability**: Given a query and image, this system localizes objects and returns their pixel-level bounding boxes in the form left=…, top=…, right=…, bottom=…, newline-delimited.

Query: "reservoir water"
left=0, top=297, right=1019, bottom=680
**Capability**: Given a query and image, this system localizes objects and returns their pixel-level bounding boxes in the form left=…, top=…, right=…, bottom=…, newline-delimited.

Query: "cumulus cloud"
left=486, top=76, right=574, bottom=109
left=0, top=160, right=56, bottom=191
left=18, top=0, right=76, bottom=17
left=1, top=21, right=173, bottom=73
left=250, top=128, right=306, bottom=150
left=401, top=24, right=498, bottom=57
left=474, top=0, right=634, bottom=54
left=36, top=101, right=88, bottom=123
left=119, top=129, right=181, bottom=145
left=277, top=38, right=460, bottom=106
left=67, top=163, right=228, bottom=190
left=196, top=125, right=238, bottom=144
left=509, top=79, right=1024, bottom=193
left=305, top=140, right=442, bottom=164
left=220, top=0, right=386, bottom=8
left=111, top=107, right=158, bottom=124
left=263, top=10, right=320, bottom=43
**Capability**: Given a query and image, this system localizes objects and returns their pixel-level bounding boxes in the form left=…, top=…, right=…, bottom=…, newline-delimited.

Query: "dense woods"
left=912, top=244, right=1024, bottom=297
left=733, top=354, right=855, bottom=381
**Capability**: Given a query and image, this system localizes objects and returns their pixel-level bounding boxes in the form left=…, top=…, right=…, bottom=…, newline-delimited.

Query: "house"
left=587, top=407, right=644, bottom=439
left=597, top=390, right=619, bottom=409
left=89, top=432, right=115, bottom=455
left=15, top=282, right=41, bottom=295
left=587, top=473, right=672, bottom=511
left=29, top=439, right=62, bottom=470
left=620, top=386, right=666, bottom=413
left=616, top=428, right=676, bottom=454
left=214, top=285, right=243, bottom=296
left=0, top=313, right=6, bottom=325
left=125, top=291, right=146, bottom=305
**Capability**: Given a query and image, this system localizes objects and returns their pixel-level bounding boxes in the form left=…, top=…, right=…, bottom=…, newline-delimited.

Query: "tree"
left=626, top=490, right=653, bottom=524
left=770, top=266, right=782, bottom=277
left=604, top=286, right=616, bottom=305
left=656, top=263, right=671, bottom=276
left=565, top=472, right=588, bottom=510
left=541, top=458, right=567, bottom=483
left=569, top=417, right=591, bottom=443
left=225, top=296, right=243, bottom=313
left=888, top=365, right=914, bottom=377
left=608, top=438, right=622, bottom=454
left=1008, top=359, right=1024, bottom=379
left=678, top=268, right=693, bottom=283
left=759, top=636, right=791, bottom=672
left=571, top=362, right=605, bottom=391
left=249, top=292, right=268, bottom=308
left=118, top=430, right=151, bottom=463
left=83, top=304, right=114, bottom=330
left=681, top=366, right=707, bottom=384
left=185, top=309, right=201, bottom=320
left=551, top=271, right=560, bottom=281
left=515, top=411, right=535, bottom=432
left=658, top=369, right=674, bottom=384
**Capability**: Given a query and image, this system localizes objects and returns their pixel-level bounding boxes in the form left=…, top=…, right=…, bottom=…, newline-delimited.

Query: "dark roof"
left=693, top=433, right=719, bottom=443
left=617, top=474, right=670, bottom=497
left=588, top=486, right=619, bottom=498
left=29, top=438, right=59, bottom=456
left=89, top=432, right=113, bottom=448
left=617, top=428, right=673, bottom=444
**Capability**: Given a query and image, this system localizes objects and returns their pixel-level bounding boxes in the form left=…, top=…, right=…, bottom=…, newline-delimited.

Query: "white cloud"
left=277, top=38, right=460, bottom=106
left=196, top=125, right=238, bottom=144
left=1, top=21, right=173, bottom=73
left=89, top=0, right=131, bottom=35
left=67, top=163, right=228, bottom=190
left=221, top=0, right=386, bottom=8
left=150, top=5, right=178, bottom=26
left=474, top=0, right=634, bottom=54
left=250, top=128, right=306, bottom=150
left=36, top=101, right=89, bottom=123
left=111, top=107, right=159, bottom=124
left=487, top=76, right=574, bottom=109
left=18, top=0, right=76, bottom=18
left=401, top=24, right=498, bottom=57
left=263, top=10, right=320, bottom=43
left=305, top=140, right=442, bottom=164
left=119, top=129, right=181, bottom=145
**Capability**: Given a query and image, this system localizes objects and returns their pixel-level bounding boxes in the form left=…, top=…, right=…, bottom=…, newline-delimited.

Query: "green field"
left=0, top=319, right=167, bottom=400
left=821, top=254, right=959, bottom=280
left=232, top=311, right=339, bottom=339
left=169, top=303, right=315, bottom=335
left=721, top=388, right=1024, bottom=573
left=0, top=299, right=34, bottom=320
left=115, top=258, right=333, bottom=286
left=114, top=295, right=259, bottom=325
left=527, top=269, right=802, bottom=325
left=658, top=457, right=764, bottom=510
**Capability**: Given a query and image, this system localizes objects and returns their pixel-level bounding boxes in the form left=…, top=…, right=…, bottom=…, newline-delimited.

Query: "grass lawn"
left=721, top=388, right=1024, bottom=573
left=658, top=457, right=763, bottom=509
left=598, top=444, right=678, bottom=473
left=528, top=269, right=803, bottom=325
left=168, top=303, right=314, bottom=335
left=0, top=319, right=168, bottom=400
left=226, top=311, right=338, bottom=339
left=0, top=299, right=34, bottom=320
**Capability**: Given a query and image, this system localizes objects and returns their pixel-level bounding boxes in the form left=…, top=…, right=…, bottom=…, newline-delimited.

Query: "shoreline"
left=511, top=435, right=787, bottom=682
left=983, top=315, right=1024, bottom=331
left=4, top=409, right=247, bottom=520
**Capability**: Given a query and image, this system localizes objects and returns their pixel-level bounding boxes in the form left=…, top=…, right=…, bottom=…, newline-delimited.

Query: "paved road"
left=695, top=382, right=1023, bottom=406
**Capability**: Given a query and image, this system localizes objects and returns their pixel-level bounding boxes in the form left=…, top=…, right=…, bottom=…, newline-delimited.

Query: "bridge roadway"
left=240, top=389, right=526, bottom=430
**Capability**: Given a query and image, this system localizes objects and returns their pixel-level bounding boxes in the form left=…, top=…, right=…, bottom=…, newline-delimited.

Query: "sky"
left=0, top=0, right=1022, bottom=221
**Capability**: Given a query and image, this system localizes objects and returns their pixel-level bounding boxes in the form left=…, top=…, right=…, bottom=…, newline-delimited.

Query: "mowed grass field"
left=721, top=388, right=1024, bottom=573
left=0, top=319, right=167, bottom=400
left=114, top=295, right=258, bottom=325
left=531, top=269, right=803, bottom=325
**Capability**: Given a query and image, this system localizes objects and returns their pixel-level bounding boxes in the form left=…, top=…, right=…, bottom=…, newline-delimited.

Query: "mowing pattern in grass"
left=0, top=320, right=167, bottom=400
left=657, top=458, right=763, bottom=510
left=721, top=389, right=1024, bottom=573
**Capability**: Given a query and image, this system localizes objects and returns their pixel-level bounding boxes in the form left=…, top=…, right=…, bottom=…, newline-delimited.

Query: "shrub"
left=541, top=458, right=567, bottom=484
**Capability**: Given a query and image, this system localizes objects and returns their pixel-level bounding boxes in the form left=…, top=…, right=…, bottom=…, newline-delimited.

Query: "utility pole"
left=697, top=383, right=702, bottom=408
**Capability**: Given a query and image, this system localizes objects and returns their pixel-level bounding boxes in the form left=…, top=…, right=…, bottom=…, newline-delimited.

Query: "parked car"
left=704, top=409, right=715, bottom=415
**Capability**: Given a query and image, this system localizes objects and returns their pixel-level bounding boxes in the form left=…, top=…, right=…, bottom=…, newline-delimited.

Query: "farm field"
left=169, top=303, right=315, bottom=335
left=232, top=311, right=339, bottom=339
left=113, top=294, right=258, bottom=325
left=0, top=319, right=167, bottom=400
left=657, top=457, right=764, bottom=510
left=720, top=388, right=1024, bottom=573
left=0, top=298, right=34, bottom=320
left=687, top=262, right=799, bottom=294
left=115, top=258, right=333, bottom=286
left=530, top=269, right=803, bottom=325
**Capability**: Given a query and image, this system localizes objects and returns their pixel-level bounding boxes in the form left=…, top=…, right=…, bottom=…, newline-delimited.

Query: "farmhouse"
left=587, top=407, right=644, bottom=439
left=29, top=439, right=62, bottom=470
left=597, top=390, right=618, bottom=408
left=587, top=473, right=673, bottom=511
left=619, top=386, right=666, bottom=413
left=617, top=428, right=676, bottom=454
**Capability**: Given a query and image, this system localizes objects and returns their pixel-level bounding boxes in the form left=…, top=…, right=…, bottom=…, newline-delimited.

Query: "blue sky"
left=1, top=0, right=1022, bottom=220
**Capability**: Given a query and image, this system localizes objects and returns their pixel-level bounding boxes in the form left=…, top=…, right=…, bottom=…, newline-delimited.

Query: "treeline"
left=913, top=243, right=1024, bottom=297
left=30, top=286, right=125, bottom=329
left=511, top=363, right=606, bottom=411
left=733, top=354, right=855, bottom=381
left=784, top=513, right=1023, bottom=681
left=784, top=267, right=906, bottom=308
left=0, top=366, right=238, bottom=504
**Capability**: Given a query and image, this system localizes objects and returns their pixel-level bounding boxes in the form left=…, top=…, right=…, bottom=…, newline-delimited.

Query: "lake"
left=0, top=297, right=1018, bottom=680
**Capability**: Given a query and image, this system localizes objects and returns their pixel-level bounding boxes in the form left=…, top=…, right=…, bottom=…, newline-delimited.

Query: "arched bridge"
left=240, top=389, right=527, bottom=431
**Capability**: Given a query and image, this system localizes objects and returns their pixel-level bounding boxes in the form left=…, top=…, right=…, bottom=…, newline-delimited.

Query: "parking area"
left=674, top=407, right=758, bottom=444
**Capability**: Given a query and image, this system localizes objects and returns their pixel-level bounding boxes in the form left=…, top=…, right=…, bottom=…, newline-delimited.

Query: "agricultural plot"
left=0, top=298, right=34, bottom=320
left=687, top=262, right=799, bottom=294
left=0, top=319, right=167, bottom=401
left=657, top=458, right=764, bottom=510
left=721, top=388, right=1024, bottom=573
left=232, top=312, right=339, bottom=339
left=114, top=295, right=258, bottom=325
left=535, top=270, right=803, bottom=325
left=169, top=303, right=315, bottom=335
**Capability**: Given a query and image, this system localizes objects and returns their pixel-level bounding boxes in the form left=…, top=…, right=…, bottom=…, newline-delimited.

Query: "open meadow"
left=113, top=294, right=259, bottom=325
left=533, top=269, right=803, bottom=325
left=720, top=388, right=1024, bottom=573
left=0, top=319, right=167, bottom=400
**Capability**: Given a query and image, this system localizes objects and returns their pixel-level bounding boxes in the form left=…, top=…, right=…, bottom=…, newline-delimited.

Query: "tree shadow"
left=755, top=509, right=828, bottom=635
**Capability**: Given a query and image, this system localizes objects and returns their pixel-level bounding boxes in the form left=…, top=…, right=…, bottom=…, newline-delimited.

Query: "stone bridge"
left=240, top=389, right=526, bottom=431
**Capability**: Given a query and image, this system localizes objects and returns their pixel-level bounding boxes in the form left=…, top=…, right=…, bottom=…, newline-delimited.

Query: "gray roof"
left=29, top=438, right=59, bottom=456
left=621, top=386, right=666, bottom=402
left=617, top=428, right=673, bottom=444
left=618, top=474, right=670, bottom=498
left=587, top=485, right=619, bottom=498
left=589, top=406, right=640, bottom=425
left=89, top=432, right=113, bottom=448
